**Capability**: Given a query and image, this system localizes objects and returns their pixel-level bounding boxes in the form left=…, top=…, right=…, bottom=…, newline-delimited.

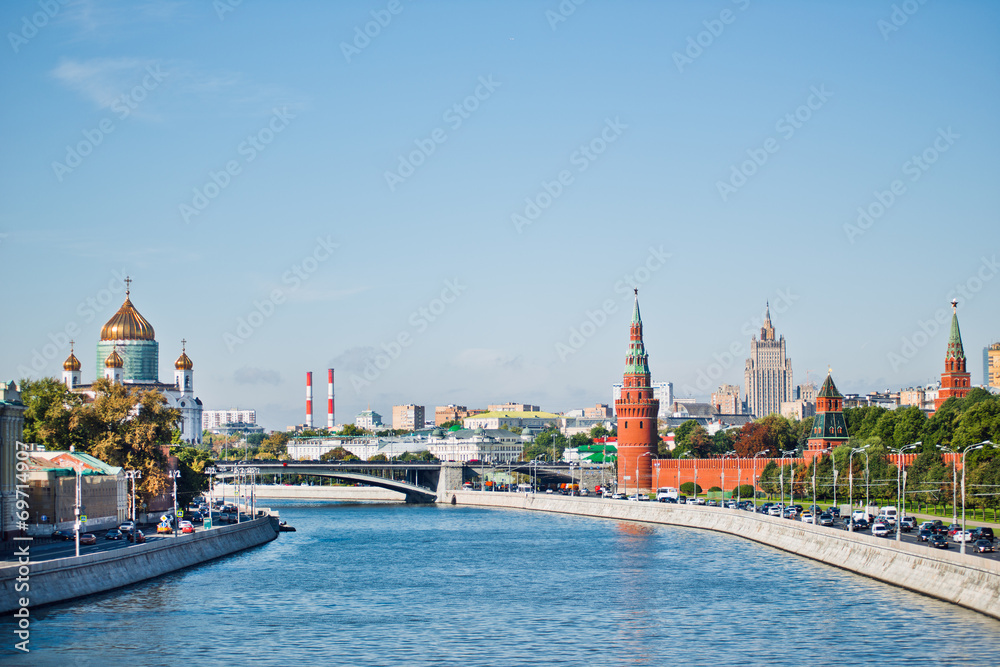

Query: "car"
left=818, top=513, right=834, bottom=527
left=157, top=523, right=173, bottom=534
left=119, top=521, right=135, bottom=533
left=677, top=496, right=688, bottom=504
left=51, top=529, right=74, bottom=541
left=179, top=520, right=194, bottom=533
left=768, top=506, right=782, bottom=517
left=801, top=512, right=815, bottom=524
left=900, top=517, right=917, bottom=531
left=79, top=533, right=97, bottom=546
left=947, top=523, right=963, bottom=536
left=974, top=539, right=994, bottom=553
left=872, top=522, right=891, bottom=537
left=918, top=528, right=934, bottom=542
left=828, top=507, right=841, bottom=518
left=952, top=530, right=973, bottom=543
left=919, top=521, right=936, bottom=531
left=105, top=529, right=124, bottom=540
left=128, top=529, right=146, bottom=544
left=705, top=500, right=718, bottom=507
left=970, top=527, right=995, bottom=542
left=929, top=534, right=949, bottom=549
left=627, top=494, right=649, bottom=502
left=686, top=498, right=699, bottom=505
left=850, top=519, right=870, bottom=531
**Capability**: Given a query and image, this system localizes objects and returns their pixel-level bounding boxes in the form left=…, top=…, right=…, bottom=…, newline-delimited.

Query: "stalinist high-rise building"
left=744, top=304, right=793, bottom=418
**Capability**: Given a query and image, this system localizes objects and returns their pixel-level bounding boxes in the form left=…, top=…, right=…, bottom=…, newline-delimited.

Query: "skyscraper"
left=744, top=304, right=793, bottom=418
left=614, top=290, right=660, bottom=494
left=935, top=300, right=971, bottom=410
left=984, top=342, right=1000, bottom=390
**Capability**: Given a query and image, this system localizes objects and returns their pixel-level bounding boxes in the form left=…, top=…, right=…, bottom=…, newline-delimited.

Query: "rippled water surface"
left=4, top=501, right=999, bottom=666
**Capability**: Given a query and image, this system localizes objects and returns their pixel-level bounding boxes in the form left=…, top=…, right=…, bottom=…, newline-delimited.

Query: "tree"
left=758, top=460, right=780, bottom=498
left=590, top=424, right=614, bottom=439
left=259, top=431, right=290, bottom=459
left=70, top=378, right=177, bottom=506
left=19, top=377, right=85, bottom=450
left=733, top=414, right=796, bottom=458
left=570, top=432, right=593, bottom=449
left=320, top=446, right=351, bottom=461
left=951, top=398, right=1000, bottom=449
left=171, top=446, right=213, bottom=505
left=892, top=406, right=927, bottom=449
left=712, top=428, right=736, bottom=455
left=339, top=424, right=371, bottom=436
left=522, top=429, right=566, bottom=462
left=439, top=420, right=462, bottom=430
left=369, top=453, right=388, bottom=462
left=680, top=482, right=702, bottom=495
left=245, top=432, right=266, bottom=446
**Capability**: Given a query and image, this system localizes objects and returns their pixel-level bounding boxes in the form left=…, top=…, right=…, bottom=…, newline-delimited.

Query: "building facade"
left=355, top=409, right=384, bottom=430
left=487, top=403, right=540, bottom=413
left=711, top=384, right=740, bottom=414
left=744, top=304, right=794, bottom=418
left=462, top=411, right=559, bottom=430
left=203, top=409, right=257, bottom=430
left=936, top=300, right=971, bottom=410
left=392, top=404, right=425, bottom=431
left=985, top=342, right=1000, bottom=390
left=427, top=427, right=525, bottom=463
left=614, top=291, right=660, bottom=494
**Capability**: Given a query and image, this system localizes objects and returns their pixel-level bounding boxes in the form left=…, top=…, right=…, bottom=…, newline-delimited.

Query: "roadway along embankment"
left=449, top=491, right=1000, bottom=621
left=216, top=483, right=405, bottom=502
left=0, top=516, right=278, bottom=614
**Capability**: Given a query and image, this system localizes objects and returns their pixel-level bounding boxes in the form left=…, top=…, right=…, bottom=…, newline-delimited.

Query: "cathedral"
left=61, top=279, right=203, bottom=444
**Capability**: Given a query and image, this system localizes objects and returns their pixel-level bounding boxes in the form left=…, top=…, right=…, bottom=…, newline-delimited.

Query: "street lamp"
left=848, top=445, right=870, bottom=532
left=753, top=451, right=768, bottom=505
left=810, top=448, right=832, bottom=524
left=722, top=451, right=737, bottom=507
left=204, top=467, right=216, bottom=529
left=678, top=451, right=693, bottom=501
left=888, top=442, right=919, bottom=541
left=124, top=469, right=142, bottom=525
left=781, top=449, right=797, bottom=516
left=168, top=469, right=181, bottom=537
left=961, top=441, right=996, bottom=554
left=936, top=444, right=960, bottom=523
left=635, top=451, right=651, bottom=499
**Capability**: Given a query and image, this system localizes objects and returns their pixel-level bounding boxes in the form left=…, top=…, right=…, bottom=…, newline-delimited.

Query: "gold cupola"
left=101, top=279, right=155, bottom=341
left=105, top=348, right=124, bottom=368
left=175, top=340, right=193, bottom=370
left=63, top=343, right=81, bottom=371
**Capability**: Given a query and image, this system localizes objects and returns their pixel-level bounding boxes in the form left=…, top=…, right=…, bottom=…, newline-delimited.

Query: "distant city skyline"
left=2, top=1, right=998, bottom=430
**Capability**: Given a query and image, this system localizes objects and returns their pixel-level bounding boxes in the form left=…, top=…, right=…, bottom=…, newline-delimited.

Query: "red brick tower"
left=935, top=299, right=971, bottom=410
left=805, top=370, right=848, bottom=461
left=615, top=290, right=660, bottom=494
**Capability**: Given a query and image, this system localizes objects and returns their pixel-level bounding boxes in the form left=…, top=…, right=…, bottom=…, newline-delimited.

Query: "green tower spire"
left=946, top=299, right=965, bottom=360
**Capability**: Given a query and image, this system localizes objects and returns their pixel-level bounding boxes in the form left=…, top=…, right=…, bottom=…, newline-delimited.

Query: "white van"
left=880, top=506, right=898, bottom=524
left=656, top=487, right=679, bottom=501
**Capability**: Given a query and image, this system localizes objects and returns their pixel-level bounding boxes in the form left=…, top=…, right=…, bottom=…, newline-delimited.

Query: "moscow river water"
left=6, top=500, right=1000, bottom=666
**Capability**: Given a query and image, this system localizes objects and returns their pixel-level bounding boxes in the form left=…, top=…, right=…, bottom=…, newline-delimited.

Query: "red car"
left=79, top=533, right=97, bottom=546
left=179, top=521, right=194, bottom=534
left=128, top=529, right=146, bottom=544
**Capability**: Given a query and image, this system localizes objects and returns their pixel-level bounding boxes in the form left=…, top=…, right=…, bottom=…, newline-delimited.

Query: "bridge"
left=214, top=460, right=597, bottom=503
left=215, top=462, right=441, bottom=503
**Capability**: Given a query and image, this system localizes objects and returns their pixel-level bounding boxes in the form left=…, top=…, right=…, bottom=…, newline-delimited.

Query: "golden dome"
left=101, top=294, right=155, bottom=341
left=105, top=349, right=124, bottom=368
left=175, top=351, right=193, bottom=370
left=63, top=352, right=81, bottom=371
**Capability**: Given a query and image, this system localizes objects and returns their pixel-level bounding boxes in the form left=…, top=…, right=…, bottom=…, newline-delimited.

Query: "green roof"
left=817, top=373, right=842, bottom=399
left=946, top=309, right=966, bottom=360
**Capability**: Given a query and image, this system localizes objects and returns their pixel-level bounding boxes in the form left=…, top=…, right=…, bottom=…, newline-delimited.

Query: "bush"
left=680, top=482, right=702, bottom=495
left=708, top=486, right=722, bottom=493
left=734, top=484, right=756, bottom=498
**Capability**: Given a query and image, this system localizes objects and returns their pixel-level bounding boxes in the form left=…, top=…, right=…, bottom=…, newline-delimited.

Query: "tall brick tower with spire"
left=615, top=289, right=660, bottom=494
left=935, top=299, right=971, bottom=410
left=805, top=370, right=848, bottom=461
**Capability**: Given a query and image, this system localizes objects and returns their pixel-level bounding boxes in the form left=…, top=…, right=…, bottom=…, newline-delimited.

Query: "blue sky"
left=2, top=0, right=998, bottom=430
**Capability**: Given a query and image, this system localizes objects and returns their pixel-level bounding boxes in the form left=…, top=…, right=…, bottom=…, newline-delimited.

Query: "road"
left=2, top=524, right=197, bottom=566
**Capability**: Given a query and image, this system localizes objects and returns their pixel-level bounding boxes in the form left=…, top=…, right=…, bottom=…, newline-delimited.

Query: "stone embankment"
left=215, top=483, right=405, bottom=502
left=449, top=491, right=1000, bottom=621
left=0, top=515, right=278, bottom=614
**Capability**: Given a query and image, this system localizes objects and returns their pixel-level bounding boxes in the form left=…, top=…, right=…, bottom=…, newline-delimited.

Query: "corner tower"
left=614, top=290, right=660, bottom=494
left=806, top=370, right=848, bottom=461
left=935, top=299, right=971, bottom=410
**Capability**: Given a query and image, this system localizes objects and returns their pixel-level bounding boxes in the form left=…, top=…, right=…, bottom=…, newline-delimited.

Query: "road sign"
left=175, top=510, right=184, bottom=518
left=203, top=519, right=212, bottom=530
left=80, top=515, right=87, bottom=522
left=160, top=515, right=169, bottom=523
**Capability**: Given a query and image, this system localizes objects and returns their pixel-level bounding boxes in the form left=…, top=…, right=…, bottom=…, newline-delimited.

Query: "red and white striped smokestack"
left=327, top=369, right=334, bottom=429
left=305, top=371, right=313, bottom=428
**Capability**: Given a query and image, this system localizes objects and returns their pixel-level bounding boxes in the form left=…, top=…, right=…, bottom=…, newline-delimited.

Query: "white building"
left=355, top=409, right=384, bottom=430
left=462, top=410, right=559, bottom=431
left=427, top=427, right=525, bottom=463
left=203, top=409, right=256, bottom=430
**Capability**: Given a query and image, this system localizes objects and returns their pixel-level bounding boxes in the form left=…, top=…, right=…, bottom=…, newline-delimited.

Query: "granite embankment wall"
left=0, top=516, right=278, bottom=614
left=215, top=484, right=405, bottom=502
left=449, top=491, right=1000, bottom=621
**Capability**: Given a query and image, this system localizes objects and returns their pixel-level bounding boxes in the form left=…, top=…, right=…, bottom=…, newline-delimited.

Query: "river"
left=4, top=500, right=1000, bottom=665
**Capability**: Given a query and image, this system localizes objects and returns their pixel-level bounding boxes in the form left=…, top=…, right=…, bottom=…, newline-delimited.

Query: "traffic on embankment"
left=447, top=490, right=1000, bottom=621
left=0, top=512, right=280, bottom=614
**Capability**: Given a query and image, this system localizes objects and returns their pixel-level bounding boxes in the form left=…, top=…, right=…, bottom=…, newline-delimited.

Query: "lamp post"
left=722, top=451, right=737, bottom=507
left=636, top=451, right=651, bottom=499
left=961, top=441, right=996, bottom=554
left=888, top=442, right=919, bottom=541
left=811, top=449, right=831, bottom=524
left=204, top=467, right=216, bottom=529
left=753, top=451, right=767, bottom=505
left=124, top=469, right=142, bottom=525
left=168, top=469, right=181, bottom=537
left=781, top=449, right=797, bottom=516
left=936, top=444, right=959, bottom=523
left=848, top=445, right=870, bottom=532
